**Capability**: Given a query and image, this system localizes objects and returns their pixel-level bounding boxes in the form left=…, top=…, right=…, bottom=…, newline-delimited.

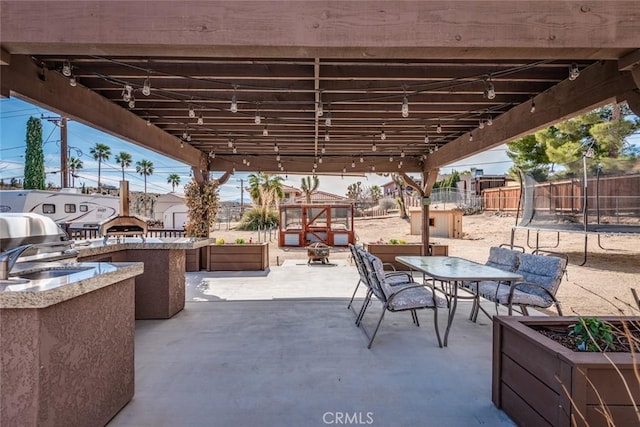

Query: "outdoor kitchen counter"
left=73, top=236, right=214, bottom=257
left=75, top=237, right=214, bottom=319
left=0, top=261, right=143, bottom=308
left=0, top=261, right=144, bottom=426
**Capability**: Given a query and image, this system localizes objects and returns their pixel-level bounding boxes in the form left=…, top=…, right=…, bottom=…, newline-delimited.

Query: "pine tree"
left=23, top=117, right=46, bottom=189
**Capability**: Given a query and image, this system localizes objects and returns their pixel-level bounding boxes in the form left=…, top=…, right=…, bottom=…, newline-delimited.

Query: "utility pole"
left=240, top=178, right=245, bottom=216
left=60, top=117, right=68, bottom=188
left=41, top=115, right=69, bottom=188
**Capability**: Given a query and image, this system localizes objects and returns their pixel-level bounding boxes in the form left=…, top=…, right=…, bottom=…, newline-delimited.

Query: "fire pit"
left=306, top=242, right=330, bottom=264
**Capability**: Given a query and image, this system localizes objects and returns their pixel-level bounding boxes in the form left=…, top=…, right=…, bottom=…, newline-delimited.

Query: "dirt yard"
left=211, top=212, right=640, bottom=316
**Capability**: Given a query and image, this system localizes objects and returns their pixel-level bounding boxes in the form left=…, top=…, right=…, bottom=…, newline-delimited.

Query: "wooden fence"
left=482, top=174, right=640, bottom=215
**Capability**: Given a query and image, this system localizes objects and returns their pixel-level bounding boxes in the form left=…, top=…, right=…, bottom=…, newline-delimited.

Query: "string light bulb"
left=230, top=93, right=238, bottom=113
left=484, top=76, right=496, bottom=100
left=274, top=142, right=279, bottom=152
left=372, top=141, right=377, bottom=152
left=262, top=126, right=269, bottom=136
left=188, top=105, right=195, bottom=118
left=122, top=85, right=133, bottom=102
left=183, top=130, right=188, bottom=139
left=530, top=98, right=536, bottom=113
left=197, top=113, right=204, bottom=125
left=319, top=156, right=323, bottom=164
left=469, top=133, right=473, bottom=142
left=487, top=116, right=493, bottom=126
left=380, top=128, right=386, bottom=141
left=180, top=140, right=184, bottom=148
left=401, top=95, right=409, bottom=118
left=436, top=120, right=442, bottom=134
left=228, top=139, right=234, bottom=148
left=254, top=109, right=261, bottom=125
left=324, top=129, right=330, bottom=142
left=321, top=144, right=326, bottom=154
left=359, top=153, right=364, bottom=163
left=232, top=145, right=237, bottom=154
left=186, top=134, right=191, bottom=142
left=351, top=159, right=355, bottom=168
left=62, top=61, right=72, bottom=77
left=142, top=77, right=151, bottom=96
left=371, top=165, right=376, bottom=172
left=128, top=97, right=135, bottom=109
left=569, top=63, right=580, bottom=80
left=146, top=118, right=151, bottom=127
left=325, top=111, right=332, bottom=127
left=389, top=155, right=393, bottom=162
left=401, top=149, right=405, bottom=158
left=424, top=128, right=430, bottom=144
left=69, top=76, right=77, bottom=87
left=479, top=119, right=485, bottom=129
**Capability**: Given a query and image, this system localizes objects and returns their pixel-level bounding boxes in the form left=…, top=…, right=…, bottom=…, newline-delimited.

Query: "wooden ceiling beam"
left=424, top=61, right=638, bottom=170
left=3, top=2, right=638, bottom=55
left=209, top=155, right=422, bottom=174
left=0, top=55, right=207, bottom=170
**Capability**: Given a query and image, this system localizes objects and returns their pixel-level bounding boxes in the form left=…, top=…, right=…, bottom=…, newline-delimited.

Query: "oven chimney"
left=120, top=180, right=130, bottom=216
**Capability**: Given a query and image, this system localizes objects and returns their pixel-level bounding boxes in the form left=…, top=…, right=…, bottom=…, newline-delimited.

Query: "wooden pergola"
left=2, top=1, right=639, bottom=249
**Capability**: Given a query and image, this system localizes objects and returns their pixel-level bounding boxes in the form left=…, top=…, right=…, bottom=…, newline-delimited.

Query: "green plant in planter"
left=215, top=238, right=226, bottom=244
left=569, top=317, right=616, bottom=352
left=235, top=238, right=246, bottom=244
left=389, top=239, right=399, bottom=245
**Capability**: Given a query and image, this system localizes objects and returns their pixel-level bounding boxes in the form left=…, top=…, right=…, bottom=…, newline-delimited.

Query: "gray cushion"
left=485, top=246, right=519, bottom=272
left=476, top=281, right=552, bottom=308
left=516, top=253, right=565, bottom=300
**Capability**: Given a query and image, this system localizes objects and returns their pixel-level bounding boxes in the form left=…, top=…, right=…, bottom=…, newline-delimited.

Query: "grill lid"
left=0, top=213, right=77, bottom=261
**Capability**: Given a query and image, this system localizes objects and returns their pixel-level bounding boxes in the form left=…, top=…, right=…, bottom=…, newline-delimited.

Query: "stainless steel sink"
left=15, top=267, right=94, bottom=281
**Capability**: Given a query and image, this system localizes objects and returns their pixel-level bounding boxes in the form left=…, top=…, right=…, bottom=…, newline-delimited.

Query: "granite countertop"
left=74, top=237, right=214, bottom=257
left=0, top=261, right=144, bottom=309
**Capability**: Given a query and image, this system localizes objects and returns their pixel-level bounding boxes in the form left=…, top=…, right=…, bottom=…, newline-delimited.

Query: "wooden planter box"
left=207, top=243, right=269, bottom=271
left=185, top=248, right=200, bottom=272
left=364, top=243, right=425, bottom=270
left=493, top=316, right=640, bottom=427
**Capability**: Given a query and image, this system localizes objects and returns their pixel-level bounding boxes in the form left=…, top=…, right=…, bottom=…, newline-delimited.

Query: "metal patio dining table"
left=395, top=256, right=523, bottom=346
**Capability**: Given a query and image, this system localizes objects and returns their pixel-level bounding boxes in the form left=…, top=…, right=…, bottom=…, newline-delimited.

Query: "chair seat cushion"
left=384, top=284, right=447, bottom=310
left=476, top=281, right=552, bottom=308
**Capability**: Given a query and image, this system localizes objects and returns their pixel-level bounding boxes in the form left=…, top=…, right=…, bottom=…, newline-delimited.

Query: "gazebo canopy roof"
left=2, top=1, right=639, bottom=180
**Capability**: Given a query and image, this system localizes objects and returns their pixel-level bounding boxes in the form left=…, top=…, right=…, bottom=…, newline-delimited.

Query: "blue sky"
left=1, top=97, right=516, bottom=200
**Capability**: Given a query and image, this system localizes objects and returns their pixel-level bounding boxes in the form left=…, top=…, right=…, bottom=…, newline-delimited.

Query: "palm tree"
left=68, top=157, right=83, bottom=188
left=167, top=173, right=181, bottom=192
left=114, top=151, right=132, bottom=182
left=247, top=173, right=284, bottom=206
left=300, top=175, right=319, bottom=203
left=89, top=143, right=111, bottom=192
left=136, top=159, right=154, bottom=215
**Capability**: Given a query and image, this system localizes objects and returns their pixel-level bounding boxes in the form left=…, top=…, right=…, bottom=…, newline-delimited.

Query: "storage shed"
left=409, top=208, right=462, bottom=238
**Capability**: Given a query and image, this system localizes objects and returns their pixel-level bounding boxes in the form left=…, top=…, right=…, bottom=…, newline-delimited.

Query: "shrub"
left=235, top=238, right=246, bottom=244
left=237, top=206, right=279, bottom=230
left=569, top=317, right=616, bottom=352
left=389, top=238, right=399, bottom=245
left=378, top=197, right=396, bottom=211
left=215, top=238, right=225, bottom=244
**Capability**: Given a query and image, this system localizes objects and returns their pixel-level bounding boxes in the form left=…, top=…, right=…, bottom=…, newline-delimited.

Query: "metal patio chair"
left=358, top=251, right=446, bottom=348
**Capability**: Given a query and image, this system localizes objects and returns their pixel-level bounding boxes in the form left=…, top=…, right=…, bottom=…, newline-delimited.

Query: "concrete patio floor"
left=109, top=260, right=516, bottom=426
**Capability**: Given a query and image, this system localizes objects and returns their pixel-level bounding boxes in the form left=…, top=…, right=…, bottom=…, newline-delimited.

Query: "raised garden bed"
left=492, top=316, right=640, bottom=427
left=207, top=243, right=269, bottom=271
left=364, top=243, right=425, bottom=270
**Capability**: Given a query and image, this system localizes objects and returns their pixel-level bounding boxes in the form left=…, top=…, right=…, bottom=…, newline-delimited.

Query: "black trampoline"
left=510, top=168, right=640, bottom=265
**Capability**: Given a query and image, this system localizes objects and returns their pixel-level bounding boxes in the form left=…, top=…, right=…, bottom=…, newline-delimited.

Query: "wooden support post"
left=421, top=169, right=440, bottom=255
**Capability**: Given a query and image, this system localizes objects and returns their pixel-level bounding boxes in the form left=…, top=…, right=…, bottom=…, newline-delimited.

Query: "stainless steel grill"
left=0, top=212, right=78, bottom=263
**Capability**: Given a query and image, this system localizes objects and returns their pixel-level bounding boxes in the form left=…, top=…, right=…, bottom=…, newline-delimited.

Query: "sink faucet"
left=0, top=244, right=35, bottom=280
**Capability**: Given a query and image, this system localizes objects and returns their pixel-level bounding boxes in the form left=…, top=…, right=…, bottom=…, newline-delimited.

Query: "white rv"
left=0, top=189, right=119, bottom=228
